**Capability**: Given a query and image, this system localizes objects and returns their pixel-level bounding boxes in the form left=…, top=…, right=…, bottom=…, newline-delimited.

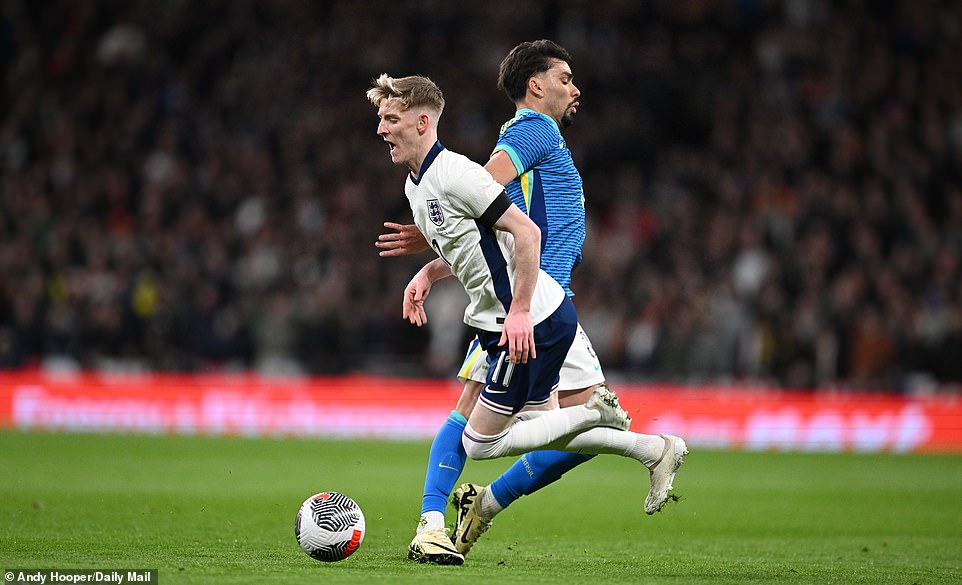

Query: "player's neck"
left=409, top=136, right=440, bottom=179
left=515, top=102, right=562, bottom=131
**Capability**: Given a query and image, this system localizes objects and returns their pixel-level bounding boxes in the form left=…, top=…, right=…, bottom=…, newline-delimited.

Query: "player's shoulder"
left=434, top=147, right=482, bottom=177
left=432, top=148, right=492, bottom=192
left=499, top=109, right=559, bottom=137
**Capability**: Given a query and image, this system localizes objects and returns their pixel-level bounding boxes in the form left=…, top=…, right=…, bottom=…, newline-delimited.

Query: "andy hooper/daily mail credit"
left=4, top=571, right=157, bottom=584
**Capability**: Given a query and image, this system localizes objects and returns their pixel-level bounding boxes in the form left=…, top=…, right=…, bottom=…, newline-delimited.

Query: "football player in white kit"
left=368, top=73, right=685, bottom=565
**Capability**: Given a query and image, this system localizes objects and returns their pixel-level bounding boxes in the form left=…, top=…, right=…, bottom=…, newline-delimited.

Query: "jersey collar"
left=516, top=108, right=560, bottom=131
left=410, top=141, right=444, bottom=185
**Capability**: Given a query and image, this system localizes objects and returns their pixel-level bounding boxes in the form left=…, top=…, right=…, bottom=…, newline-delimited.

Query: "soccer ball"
left=295, top=492, right=366, bottom=562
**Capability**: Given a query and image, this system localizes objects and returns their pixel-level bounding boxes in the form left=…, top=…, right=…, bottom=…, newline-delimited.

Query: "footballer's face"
left=534, top=58, right=580, bottom=128
left=377, top=98, right=422, bottom=174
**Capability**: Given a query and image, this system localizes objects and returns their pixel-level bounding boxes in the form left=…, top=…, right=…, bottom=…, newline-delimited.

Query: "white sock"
left=478, top=488, right=503, bottom=520
left=559, top=430, right=667, bottom=468
left=463, top=404, right=601, bottom=460
left=417, top=510, right=445, bottom=533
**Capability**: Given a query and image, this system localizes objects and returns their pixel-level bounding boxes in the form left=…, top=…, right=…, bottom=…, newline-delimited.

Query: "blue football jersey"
left=493, top=108, right=585, bottom=297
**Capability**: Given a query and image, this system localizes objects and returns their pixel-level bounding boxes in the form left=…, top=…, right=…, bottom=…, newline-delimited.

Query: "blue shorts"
left=474, top=297, right=578, bottom=416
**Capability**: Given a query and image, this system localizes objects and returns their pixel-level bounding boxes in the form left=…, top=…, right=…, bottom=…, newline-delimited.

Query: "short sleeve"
left=448, top=161, right=507, bottom=220
left=493, top=114, right=559, bottom=176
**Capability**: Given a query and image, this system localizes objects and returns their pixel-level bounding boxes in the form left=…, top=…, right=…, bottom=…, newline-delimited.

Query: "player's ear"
left=528, top=76, right=544, bottom=98
left=417, top=113, right=430, bottom=135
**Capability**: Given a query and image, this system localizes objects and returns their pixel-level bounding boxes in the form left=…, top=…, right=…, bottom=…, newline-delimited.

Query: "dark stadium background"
left=1, top=0, right=960, bottom=393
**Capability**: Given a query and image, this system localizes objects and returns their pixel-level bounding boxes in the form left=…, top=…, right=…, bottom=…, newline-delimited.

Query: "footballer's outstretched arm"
left=491, top=202, right=541, bottom=364
left=377, top=221, right=430, bottom=256
left=402, top=258, right=452, bottom=327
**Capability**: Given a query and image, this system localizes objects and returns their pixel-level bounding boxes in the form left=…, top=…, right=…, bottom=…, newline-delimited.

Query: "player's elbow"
left=522, top=221, right=541, bottom=245
left=514, top=222, right=541, bottom=256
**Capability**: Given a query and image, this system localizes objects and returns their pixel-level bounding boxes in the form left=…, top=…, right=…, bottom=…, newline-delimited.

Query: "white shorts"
left=457, top=322, right=605, bottom=392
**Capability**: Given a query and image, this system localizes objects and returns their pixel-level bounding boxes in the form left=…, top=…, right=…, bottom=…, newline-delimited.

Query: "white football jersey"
left=405, top=142, right=565, bottom=331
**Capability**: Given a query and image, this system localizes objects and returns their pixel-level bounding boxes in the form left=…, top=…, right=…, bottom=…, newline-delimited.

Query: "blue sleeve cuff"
left=493, top=144, right=525, bottom=176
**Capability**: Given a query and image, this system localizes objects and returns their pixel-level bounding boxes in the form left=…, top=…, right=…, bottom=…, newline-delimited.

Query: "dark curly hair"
left=497, top=40, right=572, bottom=103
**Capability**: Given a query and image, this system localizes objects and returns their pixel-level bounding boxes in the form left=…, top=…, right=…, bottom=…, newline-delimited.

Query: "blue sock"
left=421, top=411, right=468, bottom=515
left=489, top=450, right=595, bottom=508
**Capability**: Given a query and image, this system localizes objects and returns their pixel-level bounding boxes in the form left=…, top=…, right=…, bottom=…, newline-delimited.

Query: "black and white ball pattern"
left=295, top=492, right=366, bottom=562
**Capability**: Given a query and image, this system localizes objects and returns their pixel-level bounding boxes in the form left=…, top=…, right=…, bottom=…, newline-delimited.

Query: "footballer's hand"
left=401, top=271, right=432, bottom=326
left=498, top=310, right=535, bottom=364
left=376, top=222, right=429, bottom=257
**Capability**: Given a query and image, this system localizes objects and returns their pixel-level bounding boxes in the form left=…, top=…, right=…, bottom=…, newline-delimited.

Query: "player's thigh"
left=470, top=303, right=574, bottom=430
left=455, top=380, right=482, bottom=418
left=453, top=336, right=487, bottom=418
left=466, top=398, right=515, bottom=436
left=557, top=322, right=606, bottom=391
left=519, top=391, right=560, bottom=415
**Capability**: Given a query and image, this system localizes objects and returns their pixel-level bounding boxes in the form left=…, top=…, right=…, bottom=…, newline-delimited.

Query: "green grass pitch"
left=1, top=430, right=960, bottom=585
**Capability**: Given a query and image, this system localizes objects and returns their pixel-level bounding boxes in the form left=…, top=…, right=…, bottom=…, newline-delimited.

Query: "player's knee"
left=462, top=434, right=495, bottom=460
left=462, top=425, right=506, bottom=460
left=513, top=410, right=546, bottom=423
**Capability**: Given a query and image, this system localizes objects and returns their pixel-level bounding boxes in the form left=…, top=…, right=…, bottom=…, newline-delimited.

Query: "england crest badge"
left=427, top=199, right=444, bottom=226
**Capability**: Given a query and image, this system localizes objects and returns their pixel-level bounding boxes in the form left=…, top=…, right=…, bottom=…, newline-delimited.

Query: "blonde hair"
left=366, top=74, right=445, bottom=117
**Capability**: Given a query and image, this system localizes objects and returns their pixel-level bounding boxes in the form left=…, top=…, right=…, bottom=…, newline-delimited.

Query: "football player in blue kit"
left=374, top=41, right=688, bottom=565
left=368, top=71, right=635, bottom=565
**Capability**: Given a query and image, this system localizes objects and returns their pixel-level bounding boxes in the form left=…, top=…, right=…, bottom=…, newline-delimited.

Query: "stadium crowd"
left=1, top=0, right=960, bottom=391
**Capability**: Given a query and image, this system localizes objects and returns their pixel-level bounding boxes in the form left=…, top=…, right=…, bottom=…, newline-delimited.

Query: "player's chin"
left=561, top=113, right=575, bottom=128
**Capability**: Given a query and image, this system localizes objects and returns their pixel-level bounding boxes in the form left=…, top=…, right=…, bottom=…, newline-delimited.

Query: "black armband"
left=479, top=190, right=512, bottom=229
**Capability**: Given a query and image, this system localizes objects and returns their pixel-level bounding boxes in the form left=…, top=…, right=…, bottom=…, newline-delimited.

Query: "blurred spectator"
left=1, top=0, right=960, bottom=392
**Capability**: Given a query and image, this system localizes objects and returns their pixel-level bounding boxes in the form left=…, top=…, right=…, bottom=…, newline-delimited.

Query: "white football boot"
left=585, top=386, right=631, bottom=430
left=645, top=434, right=688, bottom=514
left=408, top=526, right=464, bottom=565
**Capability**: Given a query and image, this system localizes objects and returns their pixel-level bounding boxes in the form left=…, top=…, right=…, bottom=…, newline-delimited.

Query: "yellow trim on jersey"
left=520, top=170, right=532, bottom=215
left=458, top=342, right=485, bottom=379
left=490, top=145, right=532, bottom=215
